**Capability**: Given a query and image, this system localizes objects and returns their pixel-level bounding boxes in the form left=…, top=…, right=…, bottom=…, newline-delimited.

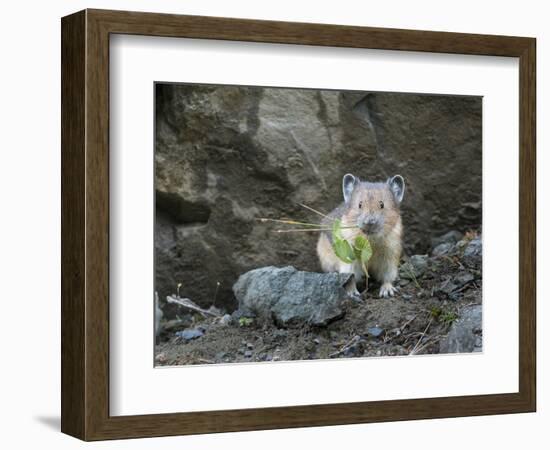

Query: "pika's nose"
left=360, top=217, right=377, bottom=232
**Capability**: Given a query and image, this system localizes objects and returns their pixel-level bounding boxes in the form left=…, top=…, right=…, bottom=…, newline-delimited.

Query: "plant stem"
left=275, top=226, right=357, bottom=233
left=361, top=260, right=369, bottom=291
left=297, top=203, right=332, bottom=220
left=257, top=218, right=324, bottom=227
left=274, top=228, right=334, bottom=233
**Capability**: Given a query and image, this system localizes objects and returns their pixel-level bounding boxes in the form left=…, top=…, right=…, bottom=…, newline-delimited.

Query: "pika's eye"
left=379, top=201, right=384, bottom=209
left=358, top=201, right=363, bottom=209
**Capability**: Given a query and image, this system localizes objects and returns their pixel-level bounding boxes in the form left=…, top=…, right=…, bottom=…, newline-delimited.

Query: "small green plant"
left=440, top=311, right=458, bottom=326
left=238, top=317, right=254, bottom=327
left=429, top=306, right=442, bottom=319
left=331, top=219, right=372, bottom=282
left=429, top=306, right=458, bottom=327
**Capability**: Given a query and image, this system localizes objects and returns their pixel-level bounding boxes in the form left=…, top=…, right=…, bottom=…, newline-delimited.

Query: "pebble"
left=432, top=242, right=454, bottom=257
left=455, top=271, right=475, bottom=287
left=437, top=271, right=474, bottom=299
left=431, top=230, right=463, bottom=249
left=464, top=238, right=482, bottom=258
left=368, top=327, right=384, bottom=338
left=220, top=314, right=232, bottom=325
left=175, top=328, right=204, bottom=341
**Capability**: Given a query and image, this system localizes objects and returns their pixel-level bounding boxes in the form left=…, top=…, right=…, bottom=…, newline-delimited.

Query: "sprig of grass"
left=257, top=218, right=329, bottom=228
left=274, top=228, right=335, bottom=233
left=257, top=203, right=369, bottom=280
left=297, top=203, right=332, bottom=220
left=403, top=263, right=421, bottom=289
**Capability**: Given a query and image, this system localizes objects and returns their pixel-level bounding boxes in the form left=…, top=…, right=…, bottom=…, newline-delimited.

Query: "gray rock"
left=155, top=85, right=482, bottom=311
left=463, top=237, right=482, bottom=268
left=440, top=304, right=482, bottom=353
left=455, top=271, right=475, bottom=287
left=367, top=327, right=385, bottom=338
left=220, top=314, right=232, bottom=325
left=399, top=254, right=429, bottom=280
left=232, top=266, right=355, bottom=327
left=343, top=337, right=366, bottom=357
left=436, top=271, right=475, bottom=298
left=175, top=328, right=204, bottom=341
left=432, top=242, right=454, bottom=257
left=464, top=237, right=482, bottom=257
left=431, top=231, right=463, bottom=250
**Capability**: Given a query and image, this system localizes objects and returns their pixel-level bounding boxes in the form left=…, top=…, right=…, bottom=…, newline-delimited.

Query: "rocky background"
left=155, top=83, right=482, bottom=312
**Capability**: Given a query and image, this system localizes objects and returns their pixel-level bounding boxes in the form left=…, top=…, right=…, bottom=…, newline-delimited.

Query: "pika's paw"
left=379, top=283, right=398, bottom=298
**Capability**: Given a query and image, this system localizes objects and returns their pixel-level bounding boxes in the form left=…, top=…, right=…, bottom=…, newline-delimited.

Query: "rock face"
left=232, top=266, right=355, bottom=327
left=155, top=84, right=482, bottom=309
left=439, top=304, right=483, bottom=353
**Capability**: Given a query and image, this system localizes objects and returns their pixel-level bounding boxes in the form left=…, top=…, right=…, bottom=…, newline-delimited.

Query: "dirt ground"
left=155, top=235, right=482, bottom=366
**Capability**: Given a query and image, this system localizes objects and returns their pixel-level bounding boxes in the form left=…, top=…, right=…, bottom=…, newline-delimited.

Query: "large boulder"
left=232, top=266, right=356, bottom=327
left=439, top=304, right=482, bottom=353
left=155, top=84, right=482, bottom=310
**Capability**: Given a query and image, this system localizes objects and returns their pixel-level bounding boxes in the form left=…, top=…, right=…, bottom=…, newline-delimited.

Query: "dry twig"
left=409, top=317, right=433, bottom=356
left=166, top=295, right=221, bottom=318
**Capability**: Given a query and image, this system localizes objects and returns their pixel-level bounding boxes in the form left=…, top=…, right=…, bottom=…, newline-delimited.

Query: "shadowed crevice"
left=155, top=190, right=211, bottom=225
left=353, top=93, right=386, bottom=156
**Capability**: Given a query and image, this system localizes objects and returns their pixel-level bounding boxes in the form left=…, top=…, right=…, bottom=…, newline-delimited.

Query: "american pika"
left=317, top=173, right=405, bottom=298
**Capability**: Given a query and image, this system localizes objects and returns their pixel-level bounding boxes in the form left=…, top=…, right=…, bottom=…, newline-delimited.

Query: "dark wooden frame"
left=61, top=8, right=536, bottom=441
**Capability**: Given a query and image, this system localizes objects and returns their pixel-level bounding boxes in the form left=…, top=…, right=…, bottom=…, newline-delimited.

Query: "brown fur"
left=317, top=179, right=403, bottom=297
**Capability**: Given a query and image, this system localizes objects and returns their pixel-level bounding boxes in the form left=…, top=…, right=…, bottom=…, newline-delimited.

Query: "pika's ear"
left=388, top=175, right=405, bottom=204
left=342, top=173, right=357, bottom=204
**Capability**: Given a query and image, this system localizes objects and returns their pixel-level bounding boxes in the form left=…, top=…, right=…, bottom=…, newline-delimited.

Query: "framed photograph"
left=61, top=9, right=536, bottom=441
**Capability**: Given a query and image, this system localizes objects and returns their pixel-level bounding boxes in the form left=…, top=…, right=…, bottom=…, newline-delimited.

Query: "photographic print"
left=154, top=83, right=482, bottom=366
